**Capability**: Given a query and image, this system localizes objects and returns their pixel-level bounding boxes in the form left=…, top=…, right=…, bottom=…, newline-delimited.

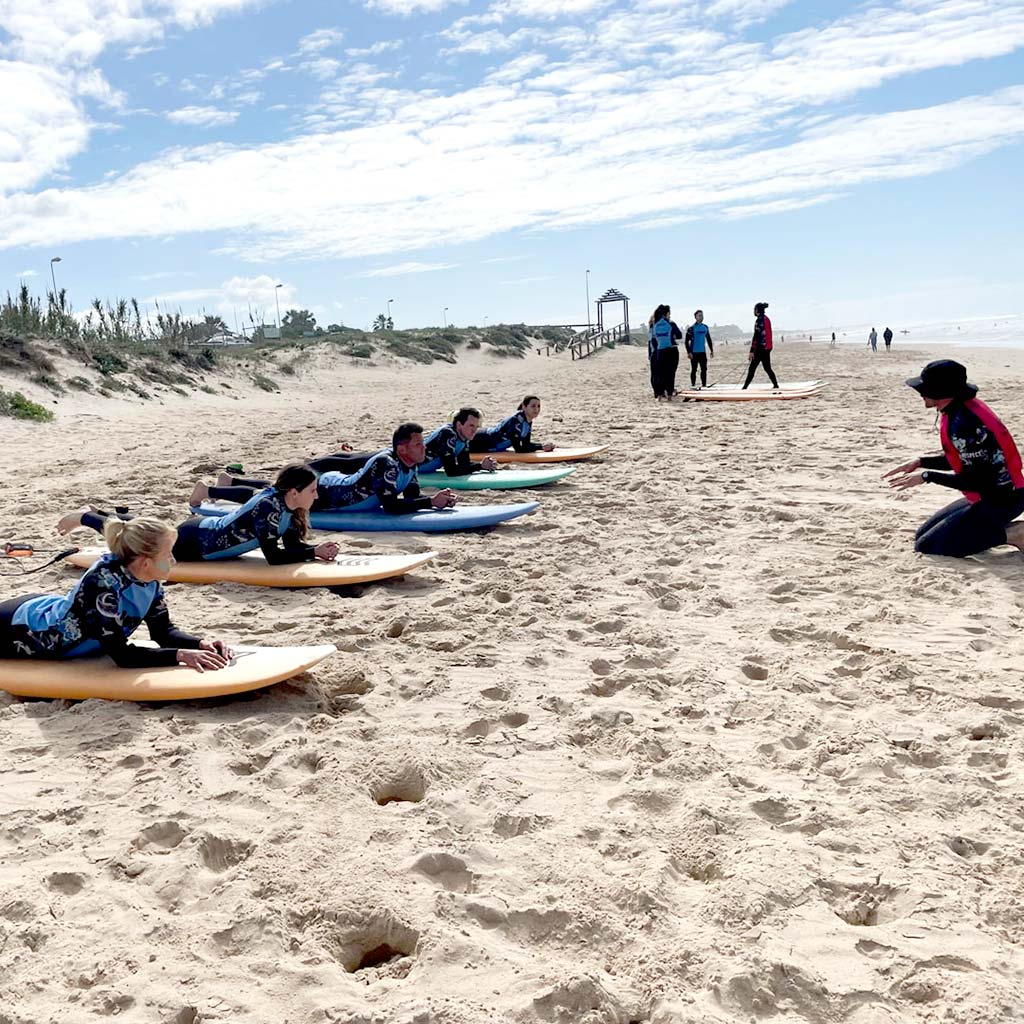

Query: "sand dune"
left=1, top=340, right=1022, bottom=1023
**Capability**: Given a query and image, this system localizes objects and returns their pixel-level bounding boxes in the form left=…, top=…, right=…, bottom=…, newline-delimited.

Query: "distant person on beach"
left=883, top=327, right=893, bottom=351
left=469, top=395, right=555, bottom=453
left=60, top=464, right=341, bottom=566
left=648, top=304, right=683, bottom=400
left=0, top=517, right=232, bottom=669
left=884, top=359, right=1024, bottom=558
left=685, top=310, right=714, bottom=389
left=212, top=425, right=458, bottom=515
left=868, top=328, right=878, bottom=352
left=647, top=313, right=658, bottom=398
left=831, top=332, right=836, bottom=347
left=742, top=301, right=779, bottom=390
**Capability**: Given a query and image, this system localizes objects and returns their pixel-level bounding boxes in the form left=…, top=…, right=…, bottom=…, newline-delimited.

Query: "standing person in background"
left=831, top=332, right=836, bottom=346
left=883, top=327, right=893, bottom=351
left=647, top=313, right=658, bottom=399
left=650, top=304, right=683, bottom=400
left=742, top=301, right=779, bottom=390
left=868, top=328, right=878, bottom=352
left=685, top=310, right=714, bottom=389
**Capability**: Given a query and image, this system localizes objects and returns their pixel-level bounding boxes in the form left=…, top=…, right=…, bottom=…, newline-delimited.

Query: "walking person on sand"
left=685, top=309, right=714, bottom=389
left=742, top=301, right=779, bottom=390
left=883, top=327, right=893, bottom=351
left=883, top=359, right=1024, bottom=557
left=868, top=328, right=878, bottom=352
left=831, top=331, right=836, bottom=347
left=650, top=304, right=683, bottom=400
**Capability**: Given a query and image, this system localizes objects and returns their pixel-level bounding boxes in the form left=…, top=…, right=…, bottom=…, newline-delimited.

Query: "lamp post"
left=585, top=269, right=591, bottom=330
left=274, top=283, right=282, bottom=331
left=49, top=256, right=62, bottom=298
left=387, top=298, right=394, bottom=326
left=443, top=306, right=448, bottom=328
left=483, top=315, right=489, bottom=327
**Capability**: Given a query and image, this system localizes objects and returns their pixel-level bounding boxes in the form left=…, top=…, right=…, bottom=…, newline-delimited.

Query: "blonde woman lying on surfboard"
left=468, top=395, right=555, bottom=454
left=0, top=517, right=231, bottom=670
left=58, top=464, right=341, bottom=566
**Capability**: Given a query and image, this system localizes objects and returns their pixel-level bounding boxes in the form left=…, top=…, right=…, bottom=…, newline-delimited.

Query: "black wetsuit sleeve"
left=672, top=321, right=683, bottom=344
left=511, top=435, right=543, bottom=453
left=919, top=453, right=952, bottom=471
left=684, top=326, right=694, bottom=355
left=379, top=472, right=432, bottom=514
left=706, top=329, right=714, bottom=356
left=258, top=529, right=317, bottom=565
left=144, top=593, right=203, bottom=651
left=441, top=448, right=480, bottom=476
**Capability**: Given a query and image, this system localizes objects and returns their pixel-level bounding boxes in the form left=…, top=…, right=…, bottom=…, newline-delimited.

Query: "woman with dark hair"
left=58, top=464, right=340, bottom=565
left=650, top=304, right=683, bottom=400
left=884, top=359, right=1024, bottom=558
left=469, top=396, right=554, bottom=453
left=742, top=301, right=779, bottom=390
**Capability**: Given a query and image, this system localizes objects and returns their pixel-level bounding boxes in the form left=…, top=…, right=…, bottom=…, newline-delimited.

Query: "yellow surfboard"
left=0, top=644, right=337, bottom=702
left=66, top=548, right=435, bottom=588
left=470, top=444, right=609, bottom=464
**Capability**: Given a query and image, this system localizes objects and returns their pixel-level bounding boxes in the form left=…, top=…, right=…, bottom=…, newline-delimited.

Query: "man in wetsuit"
left=868, top=328, right=877, bottom=352
left=317, top=423, right=457, bottom=514
left=422, top=408, right=499, bottom=476
left=883, top=327, right=893, bottom=351
left=684, top=310, right=714, bottom=389
left=884, top=359, right=1024, bottom=557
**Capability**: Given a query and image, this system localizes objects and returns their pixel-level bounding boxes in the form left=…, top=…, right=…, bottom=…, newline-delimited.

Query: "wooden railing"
left=569, top=323, right=628, bottom=360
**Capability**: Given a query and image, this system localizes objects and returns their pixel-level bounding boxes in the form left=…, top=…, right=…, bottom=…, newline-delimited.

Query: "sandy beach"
left=2, top=338, right=1023, bottom=1023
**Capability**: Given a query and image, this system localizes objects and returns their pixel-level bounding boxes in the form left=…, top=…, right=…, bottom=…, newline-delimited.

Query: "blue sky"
left=1, top=0, right=1022, bottom=334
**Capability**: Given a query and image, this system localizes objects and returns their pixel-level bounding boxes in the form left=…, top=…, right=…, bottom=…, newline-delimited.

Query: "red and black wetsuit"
left=743, top=313, right=779, bottom=389
left=915, top=397, right=1024, bottom=557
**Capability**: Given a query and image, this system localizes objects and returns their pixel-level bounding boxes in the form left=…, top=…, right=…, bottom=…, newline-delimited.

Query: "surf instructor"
left=883, top=359, right=1024, bottom=557
left=742, top=301, right=779, bottom=390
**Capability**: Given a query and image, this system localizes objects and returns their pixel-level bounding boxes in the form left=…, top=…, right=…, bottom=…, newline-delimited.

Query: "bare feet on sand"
left=216, top=472, right=234, bottom=487
left=190, top=482, right=210, bottom=507
left=1005, top=521, right=1024, bottom=552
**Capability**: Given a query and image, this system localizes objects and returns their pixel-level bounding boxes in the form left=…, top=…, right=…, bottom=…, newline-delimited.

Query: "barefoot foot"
left=189, top=482, right=210, bottom=507
left=1006, top=521, right=1024, bottom=552
left=216, top=472, right=234, bottom=487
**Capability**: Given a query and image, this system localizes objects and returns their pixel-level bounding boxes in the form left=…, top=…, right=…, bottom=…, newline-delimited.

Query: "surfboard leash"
left=1, top=543, right=81, bottom=575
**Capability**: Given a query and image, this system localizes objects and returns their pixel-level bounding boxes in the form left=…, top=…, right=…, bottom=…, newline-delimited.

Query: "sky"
left=1, top=0, right=1022, bottom=335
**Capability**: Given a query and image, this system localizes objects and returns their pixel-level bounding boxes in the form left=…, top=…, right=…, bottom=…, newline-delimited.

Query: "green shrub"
left=253, top=373, right=279, bottom=392
left=0, top=389, right=54, bottom=421
left=93, top=350, right=129, bottom=375
left=31, top=372, right=65, bottom=395
left=66, top=376, right=93, bottom=391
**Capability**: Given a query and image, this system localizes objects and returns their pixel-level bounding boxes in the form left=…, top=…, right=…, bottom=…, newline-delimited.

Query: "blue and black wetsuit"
left=469, top=411, right=543, bottom=454
left=421, top=423, right=482, bottom=476
left=0, top=553, right=201, bottom=667
left=651, top=317, right=682, bottom=398
left=84, top=490, right=316, bottom=565
left=316, top=449, right=432, bottom=514
left=685, top=323, right=714, bottom=387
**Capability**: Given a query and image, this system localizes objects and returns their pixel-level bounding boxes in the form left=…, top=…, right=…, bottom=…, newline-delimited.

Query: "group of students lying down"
left=0, top=398, right=552, bottom=672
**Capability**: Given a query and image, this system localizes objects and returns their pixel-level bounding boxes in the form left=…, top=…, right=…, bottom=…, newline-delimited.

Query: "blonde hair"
left=104, top=516, right=175, bottom=561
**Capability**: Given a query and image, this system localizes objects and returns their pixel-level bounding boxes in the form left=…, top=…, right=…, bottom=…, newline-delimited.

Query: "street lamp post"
left=483, top=316, right=489, bottom=327
left=387, top=298, right=394, bottom=326
left=443, top=307, right=448, bottom=328
left=274, top=283, right=283, bottom=332
left=585, top=269, right=591, bottom=331
left=49, top=256, right=62, bottom=298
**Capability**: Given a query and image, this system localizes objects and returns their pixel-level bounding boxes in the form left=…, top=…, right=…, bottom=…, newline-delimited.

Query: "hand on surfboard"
left=431, top=489, right=458, bottom=509
left=480, top=456, right=499, bottom=472
left=178, top=643, right=232, bottom=672
left=541, top=443, right=555, bottom=452
left=315, top=541, right=341, bottom=561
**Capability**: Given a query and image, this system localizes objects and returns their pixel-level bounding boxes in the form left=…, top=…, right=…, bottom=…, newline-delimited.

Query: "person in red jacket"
left=884, top=359, right=1024, bottom=557
left=742, top=301, right=779, bottom=390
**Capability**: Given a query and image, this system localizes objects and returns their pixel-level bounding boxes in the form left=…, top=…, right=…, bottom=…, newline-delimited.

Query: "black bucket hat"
left=905, top=359, right=978, bottom=400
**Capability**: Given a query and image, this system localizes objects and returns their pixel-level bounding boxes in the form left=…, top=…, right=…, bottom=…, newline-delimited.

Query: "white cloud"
left=165, top=105, right=239, bottom=127
left=297, top=28, right=346, bottom=53
left=345, top=40, right=405, bottom=57
left=144, top=275, right=298, bottom=317
left=16, top=269, right=38, bottom=277
left=356, top=262, right=458, bottom=277
left=2, top=0, right=1024, bottom=267
left=364, top=0, right=466, bottom=14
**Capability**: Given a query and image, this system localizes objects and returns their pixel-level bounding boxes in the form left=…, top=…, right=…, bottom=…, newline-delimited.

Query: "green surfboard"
left=418, top=466, right=576, bottom=490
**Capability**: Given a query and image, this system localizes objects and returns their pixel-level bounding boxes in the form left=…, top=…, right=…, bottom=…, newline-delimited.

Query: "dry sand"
left=1, top=339, right=1023, bottom=1023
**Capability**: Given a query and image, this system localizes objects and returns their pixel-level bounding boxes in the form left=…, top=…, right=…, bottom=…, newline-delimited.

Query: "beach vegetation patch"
left=0, top=389, right=54, bottom=421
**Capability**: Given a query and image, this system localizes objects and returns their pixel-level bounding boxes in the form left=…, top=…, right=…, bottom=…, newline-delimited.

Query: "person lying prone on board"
left=0, top=517, right=232, bottom=670
left=204, top=423, right=458, bottom=516
left=468, top=395, right=555, bottom=454
left=421, top=407, right=499, bottom=475
left=61, top=465, right=341, bottom=566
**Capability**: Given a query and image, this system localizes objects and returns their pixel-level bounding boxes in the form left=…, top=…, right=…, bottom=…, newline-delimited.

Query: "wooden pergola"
left=570, top=287, right=631, bottom=360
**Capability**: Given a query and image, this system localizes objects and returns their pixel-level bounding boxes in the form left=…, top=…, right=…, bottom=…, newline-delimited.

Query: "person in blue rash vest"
left=684, top=309, right=715, bottom=389
left=884, top=359, right=1024, bottom=558
left=469, top=396, right=555, bottom=454
left=422, top=407, right=499, bottom=476
left=0, top=516, right=231, bottom=669
left=650, top=304, right=683, bottom=400
left=59, top=465, right=340, bottom=566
